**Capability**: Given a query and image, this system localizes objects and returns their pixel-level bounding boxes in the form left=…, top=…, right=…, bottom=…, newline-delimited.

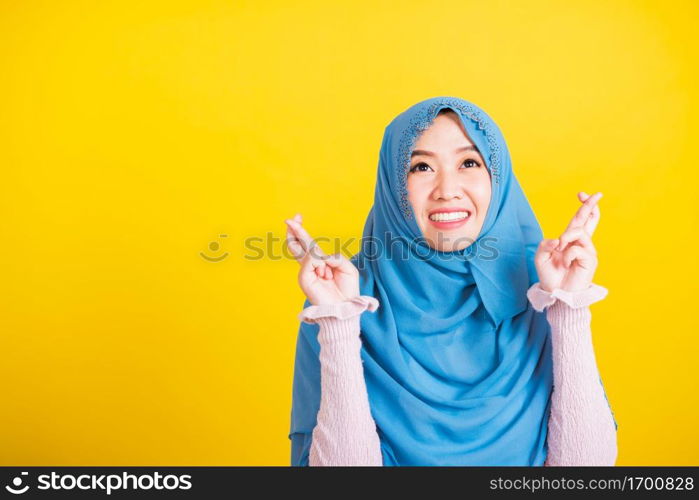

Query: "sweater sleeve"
left=527, top=282, right=619, bottom=466
left=297, top=296, right=383, bottom=466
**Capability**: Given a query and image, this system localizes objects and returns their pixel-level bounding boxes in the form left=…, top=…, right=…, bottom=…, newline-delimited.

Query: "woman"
left=285, top=96, right=618, bottom=466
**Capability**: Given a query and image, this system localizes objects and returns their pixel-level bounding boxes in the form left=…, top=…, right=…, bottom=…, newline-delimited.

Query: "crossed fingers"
left=285, top=214, right=326, bottom=261
left=565, top=191, right=602, bottom=236
left=556, top=191, right=602, bottom=254
left=285, top=214, right=332, bottom=280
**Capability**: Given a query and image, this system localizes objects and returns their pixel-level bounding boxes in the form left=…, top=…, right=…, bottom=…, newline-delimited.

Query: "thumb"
left=324, top=253, right=358, bottom=276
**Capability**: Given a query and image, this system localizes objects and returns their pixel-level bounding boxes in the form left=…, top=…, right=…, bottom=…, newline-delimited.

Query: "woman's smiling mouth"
left=428, top=208, right=472, bottom=229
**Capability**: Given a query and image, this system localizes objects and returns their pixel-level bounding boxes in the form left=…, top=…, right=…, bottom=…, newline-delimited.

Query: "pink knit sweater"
left=297, top=282, right=618, bottom=466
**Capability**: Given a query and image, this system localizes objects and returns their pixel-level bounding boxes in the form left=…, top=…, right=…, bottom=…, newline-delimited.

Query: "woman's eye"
left=462, top=159, right=480, bottom=168
left=409, top=162, right=432, bottom=173
left=409, top=159, right=480, bottom=173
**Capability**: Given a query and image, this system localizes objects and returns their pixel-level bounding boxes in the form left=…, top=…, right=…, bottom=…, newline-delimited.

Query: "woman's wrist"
left=527, top=282, right=608, bottom=312
left=298, top=295, right=379, bottom=324
left=316, top=315, right=363, bottom=344
left=545, top=299, right=593, bottom=334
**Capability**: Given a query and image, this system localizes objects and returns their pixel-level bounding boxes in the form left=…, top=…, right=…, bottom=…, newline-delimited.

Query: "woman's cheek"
left=475, top=178, right=492, bottom=215
left=407, top=182, right=430, bottom=212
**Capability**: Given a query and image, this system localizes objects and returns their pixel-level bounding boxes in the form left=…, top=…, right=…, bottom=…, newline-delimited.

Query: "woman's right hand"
left=285, top=213, right=360, bottom=306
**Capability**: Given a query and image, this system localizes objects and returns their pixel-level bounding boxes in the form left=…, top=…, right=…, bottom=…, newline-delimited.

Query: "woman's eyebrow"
left=411, top=145, right=479, bottom=157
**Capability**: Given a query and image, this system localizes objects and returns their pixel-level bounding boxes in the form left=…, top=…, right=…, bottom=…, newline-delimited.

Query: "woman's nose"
left=432, top=171, right=464, bottom=201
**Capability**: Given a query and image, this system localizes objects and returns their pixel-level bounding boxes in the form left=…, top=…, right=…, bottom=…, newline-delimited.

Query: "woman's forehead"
left=414, top=113, right=475, bottom=145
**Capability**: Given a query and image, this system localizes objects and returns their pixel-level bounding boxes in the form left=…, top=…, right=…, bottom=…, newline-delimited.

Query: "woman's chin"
left=422, top=234, right=476, bottom=252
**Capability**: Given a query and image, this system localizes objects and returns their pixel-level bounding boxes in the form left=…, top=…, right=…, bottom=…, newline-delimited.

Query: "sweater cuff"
left=526, top=282, right=608, bottom=312
left=298, top=295, right=380, bottom=324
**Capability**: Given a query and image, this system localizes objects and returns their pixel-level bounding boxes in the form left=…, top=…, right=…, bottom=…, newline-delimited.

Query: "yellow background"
left=1, top=0, right=696, bottom=465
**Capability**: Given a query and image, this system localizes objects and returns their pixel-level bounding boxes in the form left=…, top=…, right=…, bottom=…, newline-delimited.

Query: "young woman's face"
left=407, top=110, right=492, bottom=252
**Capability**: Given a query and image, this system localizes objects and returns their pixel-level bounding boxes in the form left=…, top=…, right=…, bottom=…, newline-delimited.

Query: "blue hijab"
left=289, top=96, right=554, bottom=466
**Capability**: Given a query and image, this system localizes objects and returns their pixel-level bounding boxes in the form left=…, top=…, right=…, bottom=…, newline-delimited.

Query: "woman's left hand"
left=535, top=191, right=602, bottom=293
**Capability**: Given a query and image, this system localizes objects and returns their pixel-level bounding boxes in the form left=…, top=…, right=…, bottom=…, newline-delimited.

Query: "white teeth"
left=429, top=211, right=470, bottom=222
